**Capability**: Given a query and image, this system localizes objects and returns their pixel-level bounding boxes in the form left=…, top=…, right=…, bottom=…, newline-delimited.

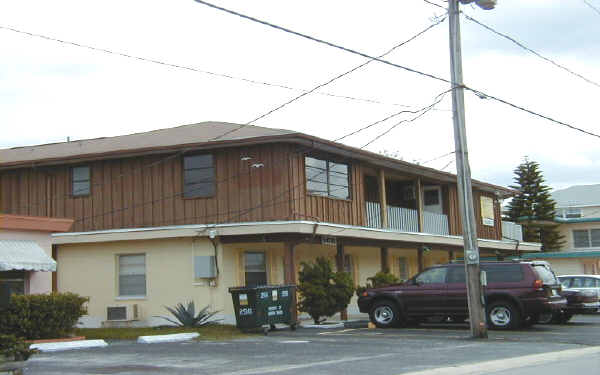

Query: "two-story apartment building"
left=0, top=122, right=540, bottom=326
left=523, top=185, right=600, bottom=275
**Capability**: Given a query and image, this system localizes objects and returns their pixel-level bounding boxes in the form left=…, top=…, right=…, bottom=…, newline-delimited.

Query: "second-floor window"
left=573, top=229, right=600, bottom=248
left=305, top=156, right=350, bottom=199
left=72, top=166, right=90, bottom=196
left=183, top=154, right=215, bottom=198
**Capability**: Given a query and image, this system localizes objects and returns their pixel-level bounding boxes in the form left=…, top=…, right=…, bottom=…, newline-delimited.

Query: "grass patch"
left=75, top=324, right=250, bottom=341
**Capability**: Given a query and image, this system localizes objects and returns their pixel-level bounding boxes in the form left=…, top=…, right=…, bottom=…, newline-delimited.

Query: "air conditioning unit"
left=106, top=304, right=140, bottom=321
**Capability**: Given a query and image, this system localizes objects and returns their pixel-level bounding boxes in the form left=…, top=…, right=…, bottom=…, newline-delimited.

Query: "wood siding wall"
left=0, top=143, right=498, bottom=238
left=445, top=185, right=500, bottom=240
left=1, top=144, right=299, bottom=232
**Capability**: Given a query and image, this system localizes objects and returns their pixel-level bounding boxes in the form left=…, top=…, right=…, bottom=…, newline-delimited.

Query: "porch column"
left=336, top=241, right=348, bottom=321
left=284, top=242, right=298, bottom=323
left=417, top=248, right=425, bottom=272
left=416, top=177, right=424, bottom=232
left=378, top=169, right=388, bottom=229
left=380, top=247, right=389, bottom=273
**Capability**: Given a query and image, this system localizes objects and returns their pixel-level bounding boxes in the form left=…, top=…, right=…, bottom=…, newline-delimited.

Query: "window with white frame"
left=573, top=229, right=600, bottom=248
left=118, top=254, right=146, bottom=297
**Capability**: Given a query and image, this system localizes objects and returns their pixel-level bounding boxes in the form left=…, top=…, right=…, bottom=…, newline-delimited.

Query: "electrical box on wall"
left=194, top=256, right=216, bottom=278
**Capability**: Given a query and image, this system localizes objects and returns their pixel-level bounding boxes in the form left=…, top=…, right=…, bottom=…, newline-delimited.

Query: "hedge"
left=0, top=293, right=88, bottom=339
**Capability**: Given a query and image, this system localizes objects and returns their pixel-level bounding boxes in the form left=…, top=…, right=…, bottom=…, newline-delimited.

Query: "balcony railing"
left=366, top=202, right=449, bottom=236
left=502, top=221, right=523, bottom=241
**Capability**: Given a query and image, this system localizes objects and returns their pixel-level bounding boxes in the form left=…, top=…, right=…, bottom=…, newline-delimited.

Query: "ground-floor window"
left=245, top=252, right=267, bottom=286
left=0, top=271, right=26, bottom=306
left=118, top=254, right=146, bottom=297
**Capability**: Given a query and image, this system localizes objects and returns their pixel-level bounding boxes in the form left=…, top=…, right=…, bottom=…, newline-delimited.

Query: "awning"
left=0, top=240, right=56, bottom=271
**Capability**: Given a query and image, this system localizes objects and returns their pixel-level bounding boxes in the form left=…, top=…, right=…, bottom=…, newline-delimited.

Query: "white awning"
left=0, top=240, right=56, bottom=272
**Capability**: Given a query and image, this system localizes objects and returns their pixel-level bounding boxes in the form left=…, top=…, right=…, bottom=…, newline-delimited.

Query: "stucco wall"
left=57, top=238, right=455, bottom=327
left=0, top=229, right=53, bottom=294
left=557, top=221, right=600, bottom=251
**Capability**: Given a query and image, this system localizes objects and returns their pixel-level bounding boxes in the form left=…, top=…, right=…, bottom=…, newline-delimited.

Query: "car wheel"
left=555, top=312, right=574, bottom=324
left=369, top=300, right=401, bottom=328
left=537, top=312, right=553, bottom=324
left=487, top=300, right=520, bottom=330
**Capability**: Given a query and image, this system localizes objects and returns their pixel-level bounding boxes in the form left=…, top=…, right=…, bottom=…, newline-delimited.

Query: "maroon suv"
left=357, top=261, right=567, bottom=330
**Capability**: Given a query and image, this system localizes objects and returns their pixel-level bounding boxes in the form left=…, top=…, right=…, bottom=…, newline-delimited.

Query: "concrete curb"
left=30, top=340, right=108, bottom=352
left=300, top=322, right=344, bottom=329
left=137, top=332, right=200, bottom=344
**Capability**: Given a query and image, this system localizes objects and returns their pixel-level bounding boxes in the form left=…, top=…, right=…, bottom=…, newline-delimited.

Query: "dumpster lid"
left=228, top=284, right=296, bottom=292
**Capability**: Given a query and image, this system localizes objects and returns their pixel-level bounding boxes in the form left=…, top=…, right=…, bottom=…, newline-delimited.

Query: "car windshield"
left=533, top=265, right=558, bottom=285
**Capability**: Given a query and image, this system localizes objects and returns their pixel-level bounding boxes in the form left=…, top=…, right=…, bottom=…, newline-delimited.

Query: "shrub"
left=155, top=301, right=221, bottom=327
left=0, top=334, right=37, bottom=361
left=0, top=293, right=88, bottom=339
left=356, top=271, right=399, bottom=296
left=297, top=257, right=355, bottom=324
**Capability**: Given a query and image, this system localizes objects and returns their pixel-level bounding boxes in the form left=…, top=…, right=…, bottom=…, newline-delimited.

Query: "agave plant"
left=155, top=301, right=221, bottom=327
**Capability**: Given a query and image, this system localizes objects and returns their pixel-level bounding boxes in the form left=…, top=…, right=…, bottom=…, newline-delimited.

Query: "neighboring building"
left=0, top=122, right=538, bottom=326
left=522, top=184, right=600, bottom=275
left=0, top=214, right=73, bottom=305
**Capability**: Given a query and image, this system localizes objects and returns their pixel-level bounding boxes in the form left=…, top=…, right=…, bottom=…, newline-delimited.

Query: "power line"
left=466, top=87, right=600, bottom=139
left=193, top=0, right=600, bottom=140
left=361, top=90, right=451, bottom=148
left=583, top=0, right=600, bottom=16
left=462, top=13, right=600, bottom=89
left=192, top=0, right=452, bottom=85
left=244, top=14, right=448, bottom=127
left=0, top=24, right=419, bottom=110
left=420, top=150, right=456, bottom=165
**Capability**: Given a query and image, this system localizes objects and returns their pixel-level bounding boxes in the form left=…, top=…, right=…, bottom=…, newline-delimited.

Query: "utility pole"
left=448, top=0, right=493, bottom=339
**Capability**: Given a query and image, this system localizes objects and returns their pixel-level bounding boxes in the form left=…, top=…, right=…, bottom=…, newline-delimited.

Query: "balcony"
left=366, top=201, right=449, bottom=236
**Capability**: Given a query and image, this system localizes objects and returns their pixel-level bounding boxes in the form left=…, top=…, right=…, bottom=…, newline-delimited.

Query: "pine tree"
left=506, top=157, right=564, bottom=251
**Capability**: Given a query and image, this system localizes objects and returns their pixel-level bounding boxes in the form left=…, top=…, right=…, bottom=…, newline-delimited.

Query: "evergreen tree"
left=297, top=257, right=354, bottom=324
left=506, top=157, right=564, bottom=251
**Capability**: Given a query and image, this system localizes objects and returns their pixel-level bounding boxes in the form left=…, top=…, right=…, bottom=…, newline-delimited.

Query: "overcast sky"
left=1, top=0, right=599, bottom=191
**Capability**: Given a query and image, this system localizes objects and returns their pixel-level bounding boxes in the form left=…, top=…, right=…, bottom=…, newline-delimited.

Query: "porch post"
left=417, top=248, right=425, bottom=272
left=336, top=241, right=348, bottom=321
left=378, top=169, right=388, bottom=229
left=416, top=177, right=424, bottom=232
left=284, top=242, right=298, bottom=323
left=380, top=247, right=389, bottom=273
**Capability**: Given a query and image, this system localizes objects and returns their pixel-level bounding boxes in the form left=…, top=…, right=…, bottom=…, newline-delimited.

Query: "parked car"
left=538, top=288, right=599, bottom=324
left=357, top=261, right=566, bottom=330
left=557, top=275, right=600, bottom=301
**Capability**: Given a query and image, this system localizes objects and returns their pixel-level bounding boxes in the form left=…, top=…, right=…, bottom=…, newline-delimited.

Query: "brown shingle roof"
left=0, top=121, right=297, bottom=167
left=0, top=121, right=515, bottom=196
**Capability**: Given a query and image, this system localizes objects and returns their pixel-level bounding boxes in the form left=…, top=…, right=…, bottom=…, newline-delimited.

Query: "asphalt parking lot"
left=23, top=315, right=600, bottom=375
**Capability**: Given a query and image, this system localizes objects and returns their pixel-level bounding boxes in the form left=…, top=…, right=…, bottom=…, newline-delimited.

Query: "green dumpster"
left=229, top=284, right=297, bottom=335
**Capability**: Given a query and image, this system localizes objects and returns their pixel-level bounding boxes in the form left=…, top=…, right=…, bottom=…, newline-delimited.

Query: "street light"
left=449, top=0, right=497, bottom=339
left=460, top=0, right=497, bottom=10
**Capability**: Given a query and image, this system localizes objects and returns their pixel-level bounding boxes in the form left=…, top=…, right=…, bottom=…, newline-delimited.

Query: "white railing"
left=388, top=205, right=419, bottom=232
left=502, top=221, right=523, bottom=241
left=423, top=211, right=449, bottom=235
left=365, top=202, right=449, bottom=235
